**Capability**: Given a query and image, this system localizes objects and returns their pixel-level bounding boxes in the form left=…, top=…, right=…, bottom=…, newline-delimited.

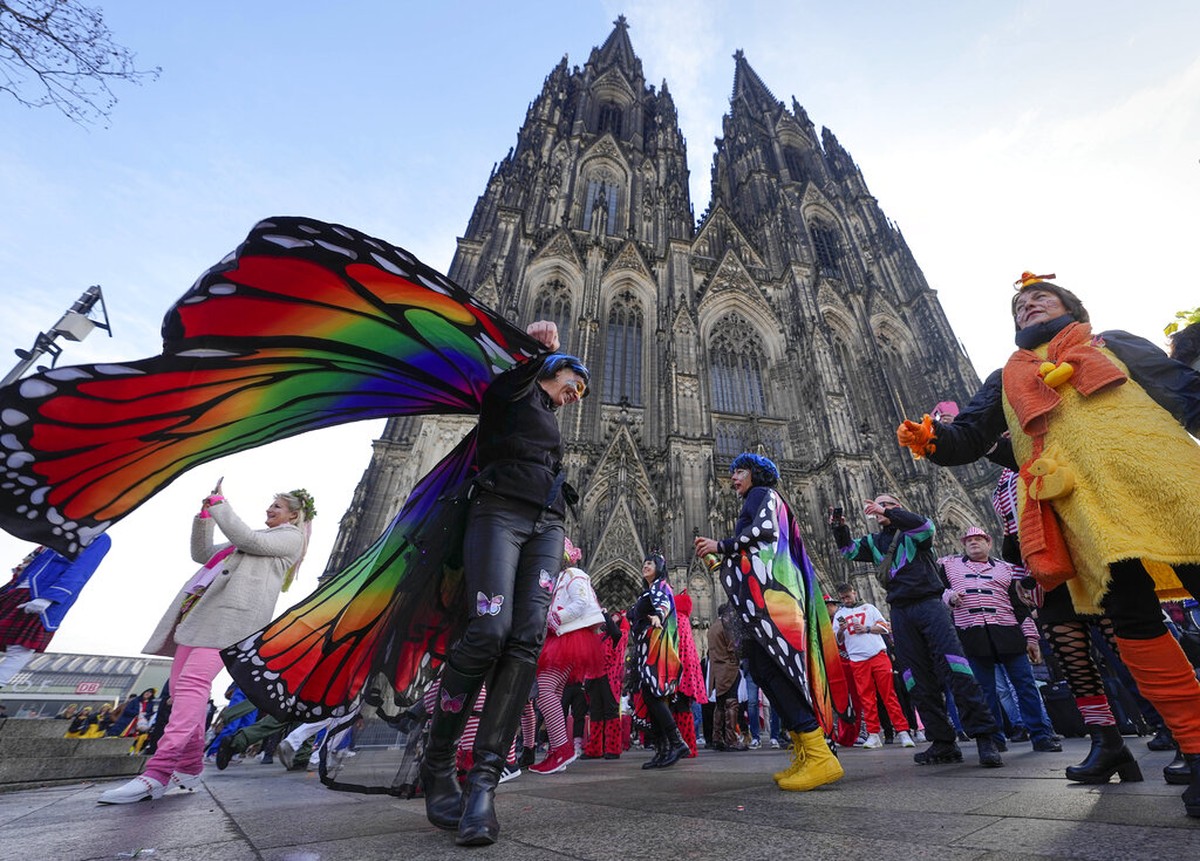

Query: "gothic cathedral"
left=323, top=17, right=998, bottom=624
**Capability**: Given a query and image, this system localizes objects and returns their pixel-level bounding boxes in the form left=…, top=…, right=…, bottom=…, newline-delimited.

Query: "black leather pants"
left=447, top=491, right=563, bottom=675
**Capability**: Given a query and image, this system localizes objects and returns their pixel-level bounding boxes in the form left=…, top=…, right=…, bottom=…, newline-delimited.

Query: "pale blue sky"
left=2, top=1, right=1197, bottom=661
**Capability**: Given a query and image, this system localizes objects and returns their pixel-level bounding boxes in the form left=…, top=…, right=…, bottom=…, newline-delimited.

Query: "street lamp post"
left=2, top=286, right=112, bottom=387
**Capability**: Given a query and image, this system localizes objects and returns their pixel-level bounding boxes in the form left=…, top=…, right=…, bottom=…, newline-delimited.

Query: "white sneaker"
left=769, top=738, right=780, bottom=749
left=914, top=730, right=927, bottom=743
left=98, top=775, right=165, bottom=804
left=862, top=732, right=883, bottom=749
left=896, top=730, right=916, bottom=748
left=749, top=738, right=761, bottom=749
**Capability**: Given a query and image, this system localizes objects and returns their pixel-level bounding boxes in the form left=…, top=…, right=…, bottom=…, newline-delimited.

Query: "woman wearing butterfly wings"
left=627, top=552, right=688, bottom=770
left=694, top=452, right=848, bottom=793
left=421, top=323, right=591, bottom=848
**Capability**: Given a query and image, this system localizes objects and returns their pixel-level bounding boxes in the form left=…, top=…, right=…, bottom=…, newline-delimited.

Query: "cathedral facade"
left=323, top=18, right=998, bottom=627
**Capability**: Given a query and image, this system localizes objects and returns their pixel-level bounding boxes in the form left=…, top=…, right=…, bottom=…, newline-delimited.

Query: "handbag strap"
left=874, top=533, right=899, bottom=590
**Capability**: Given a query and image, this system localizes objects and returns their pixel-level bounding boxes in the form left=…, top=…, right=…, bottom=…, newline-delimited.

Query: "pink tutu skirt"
left=537, top=627, right=605, bottom=681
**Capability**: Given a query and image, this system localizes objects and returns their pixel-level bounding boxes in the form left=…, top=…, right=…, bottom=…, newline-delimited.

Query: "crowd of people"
left=3, top=271, right=1200, bottom=847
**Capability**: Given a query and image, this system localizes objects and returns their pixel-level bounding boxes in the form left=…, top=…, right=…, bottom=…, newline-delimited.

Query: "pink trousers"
left=142, top=645, right=225, bottom=784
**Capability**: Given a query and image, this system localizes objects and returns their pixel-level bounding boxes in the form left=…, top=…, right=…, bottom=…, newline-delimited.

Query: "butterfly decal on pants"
left=440, top=688, right=467, bottom=714
left=476, top=592, right=504, bottom=617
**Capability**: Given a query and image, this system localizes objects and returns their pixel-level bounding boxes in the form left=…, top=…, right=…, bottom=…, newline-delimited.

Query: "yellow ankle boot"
left=777, top=729, right=844, bottom=792
left=772, top=731, right=805, bottom=783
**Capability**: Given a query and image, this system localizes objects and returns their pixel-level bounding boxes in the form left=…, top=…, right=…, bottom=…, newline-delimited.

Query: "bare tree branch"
left=0, top=0, right=160, bottom=126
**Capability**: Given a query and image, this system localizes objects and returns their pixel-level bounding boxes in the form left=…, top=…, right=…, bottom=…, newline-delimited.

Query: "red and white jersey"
left=831, top=602, right=890, bottom=662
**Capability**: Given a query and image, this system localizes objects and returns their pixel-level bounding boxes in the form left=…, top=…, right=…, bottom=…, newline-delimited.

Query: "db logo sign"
left=75, top=682, right=101, bottom=694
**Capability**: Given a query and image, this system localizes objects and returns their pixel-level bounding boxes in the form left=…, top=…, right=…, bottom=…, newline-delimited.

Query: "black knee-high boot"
left=457, top=658, right=537, bottom=847
left=421, top=664, right=485, bottom=830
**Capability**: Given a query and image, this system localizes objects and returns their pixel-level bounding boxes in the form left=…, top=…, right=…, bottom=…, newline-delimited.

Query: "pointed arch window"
left=709, top=314, right=767, bottom=415
left=583, top=177, right=619, bottom=235
left=810, top=218, right=842, bottom=277
left=532, top=280, right=573, bottom=352
left=784, top=148, right=806, bottom=183
left=601, top=289, right=643, bottom=405
left=597, top=101, right=624, bottom=137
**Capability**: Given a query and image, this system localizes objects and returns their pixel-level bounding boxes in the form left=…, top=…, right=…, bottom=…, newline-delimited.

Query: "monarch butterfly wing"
left=222, top=430, right=477, bottom=721
left=753, top=496, right=849, bottom=738
left=644, top=587, right=681, bottom=697
left=0, top=216, right=537, bottom=556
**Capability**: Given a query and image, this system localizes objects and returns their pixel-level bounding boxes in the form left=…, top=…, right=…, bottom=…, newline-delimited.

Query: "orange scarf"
left=1003, top=322, right=1127, bottom=437
left=1001, top=322, right=1127, bottom=587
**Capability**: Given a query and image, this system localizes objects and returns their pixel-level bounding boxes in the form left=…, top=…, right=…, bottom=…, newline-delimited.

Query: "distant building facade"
left=323, top=18, right=998, bottom=630
left=0, top=652, right=171, bottom=718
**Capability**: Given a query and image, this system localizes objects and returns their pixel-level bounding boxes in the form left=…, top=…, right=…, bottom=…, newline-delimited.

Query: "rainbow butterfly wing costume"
left=0, top=216, right=542, bottom=720
left=635, top=579, right=681, bottom=698
left=717, top=486, right=851, bottom=737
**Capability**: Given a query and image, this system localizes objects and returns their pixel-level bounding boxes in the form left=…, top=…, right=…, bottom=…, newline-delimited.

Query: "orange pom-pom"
left=1014, top=271, right=1057, bottom=289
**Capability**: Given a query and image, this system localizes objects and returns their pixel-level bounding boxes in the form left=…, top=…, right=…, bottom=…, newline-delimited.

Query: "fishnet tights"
left=1044, top=619, right=1113, bottom=698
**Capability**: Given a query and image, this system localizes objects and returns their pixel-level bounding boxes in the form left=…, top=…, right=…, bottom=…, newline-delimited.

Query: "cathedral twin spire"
left=328, top=15, right=1000, bottom=613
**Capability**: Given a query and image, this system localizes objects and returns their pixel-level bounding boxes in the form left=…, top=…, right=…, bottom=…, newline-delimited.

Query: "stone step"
left=0, top=753, right=145, bottom=785
left=0, top=718, right=147, bottom=791
left=0, top=717, right=89, bottom=739
left=0, top=732, right=135, bottom=759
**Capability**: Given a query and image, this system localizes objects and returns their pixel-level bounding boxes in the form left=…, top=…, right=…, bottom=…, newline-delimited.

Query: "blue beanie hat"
left=730, top=452, right=780, bottom=487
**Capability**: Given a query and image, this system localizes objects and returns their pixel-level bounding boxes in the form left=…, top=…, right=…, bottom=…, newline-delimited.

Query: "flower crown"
left=287, top=488, right=317, bottom=520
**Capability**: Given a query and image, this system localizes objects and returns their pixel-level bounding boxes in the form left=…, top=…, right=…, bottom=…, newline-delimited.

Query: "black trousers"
left=446, top=492, right=563, bottom=675
left=742, top=639, right=818, bottom=734
left=642, top=685, right=677, bottom=737
left=891, top=597, right=998, bottom=743
left=1102, top=560, right=1200, bottom=639
left=585, top=675, right=618, bottom=721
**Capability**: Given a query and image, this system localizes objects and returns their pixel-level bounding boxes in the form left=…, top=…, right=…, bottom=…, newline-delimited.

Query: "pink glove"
left=199, top=494, right=226, bottom=518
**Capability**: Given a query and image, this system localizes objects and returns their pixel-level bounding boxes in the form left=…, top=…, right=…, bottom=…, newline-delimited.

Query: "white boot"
left=97, top=775, right=165, bottom=804
left=171, top=771, right=203, bottom=791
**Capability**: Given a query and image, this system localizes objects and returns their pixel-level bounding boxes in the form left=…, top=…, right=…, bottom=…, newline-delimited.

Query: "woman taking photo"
left=898, top=272, right=1200, bottom=817
left=98, top=487, right=315, bottom=804
left=627, top=553, right=688, bottom=770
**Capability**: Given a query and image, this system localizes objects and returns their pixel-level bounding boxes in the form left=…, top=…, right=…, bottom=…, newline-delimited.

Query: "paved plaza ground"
left=1, top=735, right=1197, bottom=860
